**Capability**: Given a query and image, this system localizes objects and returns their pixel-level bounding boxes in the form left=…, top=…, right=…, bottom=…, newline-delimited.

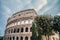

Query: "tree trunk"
left=48, top=35, right=50, bottom=40
left=45, top=34, right=48, bottom=40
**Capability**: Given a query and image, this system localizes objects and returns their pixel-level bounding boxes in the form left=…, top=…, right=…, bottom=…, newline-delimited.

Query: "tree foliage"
left=53, top=15, right=60, bottom=40
left=53, top=16, right=60, bottom=32
left=0, top=36, right=3, bottom=40
left=34, top=15, right=54, bottom=40
left=32, top=15, right=60, bottom=40
left=32, top=22, right=37, bottom=40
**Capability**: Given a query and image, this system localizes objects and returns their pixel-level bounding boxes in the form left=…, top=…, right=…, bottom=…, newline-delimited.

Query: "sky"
left=0, top=0, right=60, bottom=36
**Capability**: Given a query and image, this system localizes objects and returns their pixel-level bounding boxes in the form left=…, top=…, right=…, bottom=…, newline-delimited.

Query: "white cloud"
left=3, top=6, right=11, bottom=14
left=38, top=0, right=58, bottom=15
left=57, top=13, right=60, bottom=16
left=36, top=0, right=47, bottom=11
left=2, top=5, right=12, bottom=18
left=2, top=0, right=47, bottom=14
left=41, top=6, right=52, bottom=14
left=16, top=0, right=31, bottom=6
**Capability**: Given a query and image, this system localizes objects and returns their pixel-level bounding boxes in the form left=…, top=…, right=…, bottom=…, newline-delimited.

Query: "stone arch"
left=14, top=28, right=16, bottom=33
left=25, top=27, right=28, bottom=32
left=17, top=28, right=20, bottom=33
left=11, top=29, right=13, bottom=33
left=13, top=36, right=15, bottom=40
left=16, top=36, right=19, bottom=40
left=25, top=36, right=28, bottom=40
left=20, top=36, right=23, bottom=40
left=8, top=29, right=10, bottom=33
left=30, top=36, right=32, bottom=40
left=10, top=37, right=11, bottom=40
left=8, top=37, right=9, bottom=40
left=21, top=28, right=24, bottom=32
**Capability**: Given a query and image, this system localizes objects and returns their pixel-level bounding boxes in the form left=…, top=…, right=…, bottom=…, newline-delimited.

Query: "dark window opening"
left=11, top=29, right=13, bottom=33
left=13, top=36, right=15, bottom=40
left=14, top=29, right=16, bottom=33
left=10, top=37, right=11, bottom=40
left=30, top=36, right=32, bottom=40
left=16, top=37, right=19, bottom=40
left=25, top=36, right=28, bottom=40
left=8, top=30, right=9, bottom=33
left=8, top=37, right=9, bottom=40
left=25, top=28, right=28, bottom=32
left=21, top=28, right=24, bottom=32
left=20, top=37, right=23, bottom=40
left=17, top=28, right=20, bottom=33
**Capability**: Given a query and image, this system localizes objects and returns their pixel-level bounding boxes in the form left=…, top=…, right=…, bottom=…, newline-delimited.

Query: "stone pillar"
left=15, top=36, right=16, bottom=40
left=23, top=36, right=25, bottom=40
left=24, top=27, right=25, bottom=32
left=28, top=37, right=30, bottom=40
left=19, top=28, right=21, bottom=33
left=13, top=28, right=14, bottom=33
left=28, top=27, right=30, bottom=32
left=17, top=36, right=19, bottom=40
left=11, top=37, right=13, bottom=40
left=19, top=36, right=20, bottom=40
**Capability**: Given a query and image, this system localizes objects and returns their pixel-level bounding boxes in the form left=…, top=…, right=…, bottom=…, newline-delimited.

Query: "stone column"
left=23, top=36, right=25, bottom=40
left=19, top=36, right=20, bottom=40
left=15, top=36, right=16, bottom=40
left=24, top=27, right=25, bottom=32
left=11, top=37, right=12, bottom=40
left=19, top=28, right=21, bottom=33
left=13, top=28, right=14, bottom=33
left=17, top=36, right=19, bottom=40
left=28, top=27, right=30, bottom=32
left=28, top=36, right=30, bottom=40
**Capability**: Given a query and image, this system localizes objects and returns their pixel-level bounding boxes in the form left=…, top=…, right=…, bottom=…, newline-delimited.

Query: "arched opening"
left=30, top=36, right=32, bottom=40
left=17, top=28, right=20, bottom=33
left=16, top=37, right=19, bottom=40
left=25, top=36, right=28, bottom=40
left=13, top=36, right=15, bottom=40
left=10, top=37, right=11, bottom=40
left=20, top=36, right=23, bottom=40
left=25, top=27, right=28, bottom=32
left=21, top=28, right=24, bottom=32
left=11, top=29, right=13, bottom=33
left=9, top=29, right=10, bottom=33
left=8, top=37, right=9, bottom=40
left=14, top=28, right=16, bottom=33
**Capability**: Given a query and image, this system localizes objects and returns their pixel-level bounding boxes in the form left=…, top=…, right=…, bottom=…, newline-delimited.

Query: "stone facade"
left=4, top=9, right=37, bottom=40
left=4, top=9, right=59, bottom=40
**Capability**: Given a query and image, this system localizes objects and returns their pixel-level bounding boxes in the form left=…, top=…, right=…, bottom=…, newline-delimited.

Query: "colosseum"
left=4, top=9, right=59, bottom=40
left=4, top=9, right=37, bottom=40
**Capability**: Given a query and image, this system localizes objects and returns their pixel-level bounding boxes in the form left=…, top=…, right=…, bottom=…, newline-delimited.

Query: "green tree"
left=53, top=15, right=60, bottom=40
left=0, top=36, right=3, bottom=40
left=32, top=22, right=37, bottom=40
left=35, top=15, right=54, bottom=40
